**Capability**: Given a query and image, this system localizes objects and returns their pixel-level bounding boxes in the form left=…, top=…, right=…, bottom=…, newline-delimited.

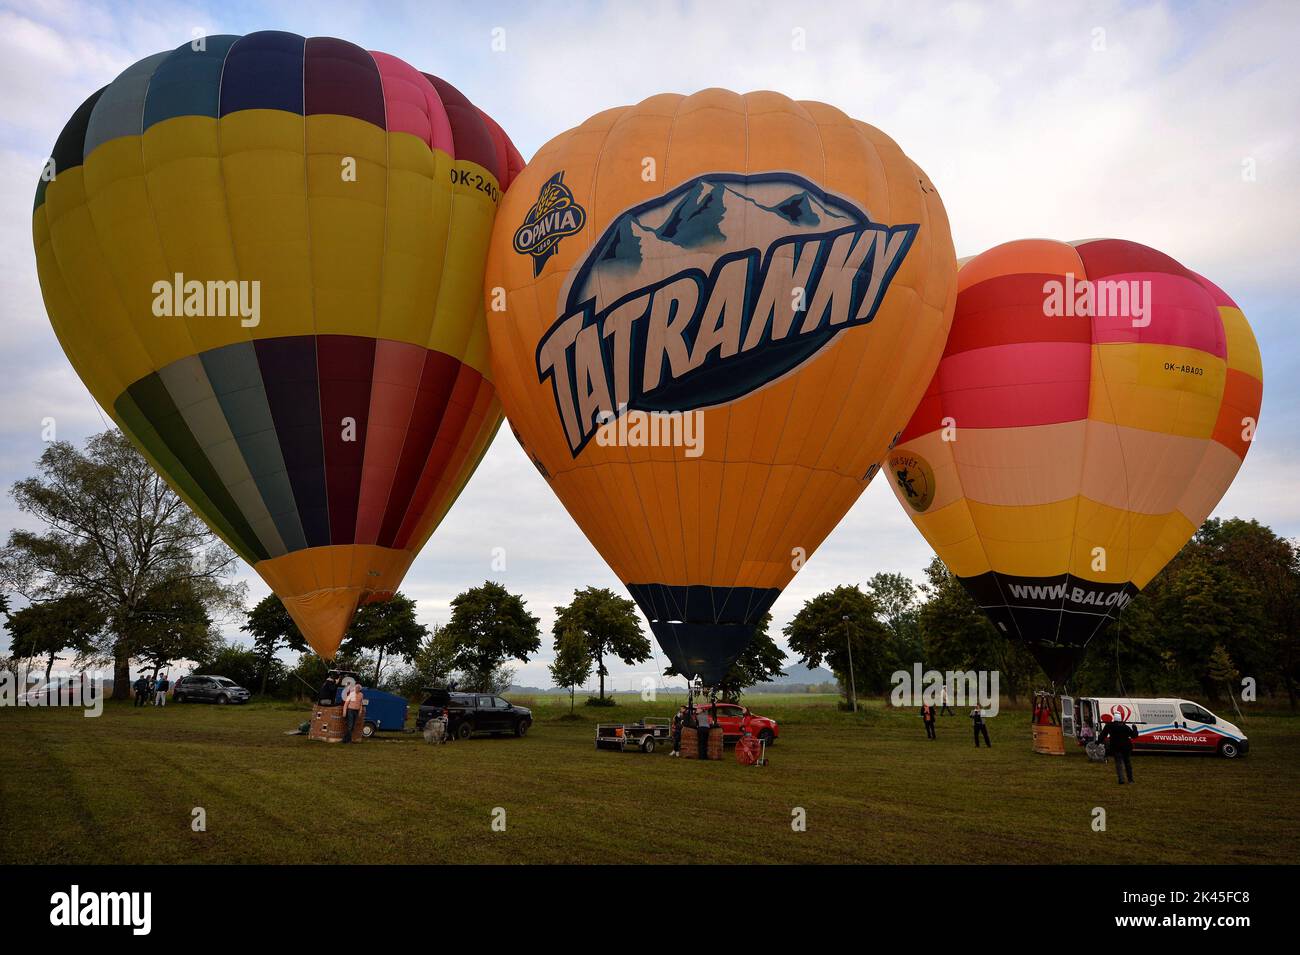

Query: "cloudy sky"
left=1, top=0, right=1296, bottom=689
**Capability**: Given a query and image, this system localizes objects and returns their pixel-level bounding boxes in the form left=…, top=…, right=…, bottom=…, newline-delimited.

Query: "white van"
left=1063, top=696, right=1248, bottom=759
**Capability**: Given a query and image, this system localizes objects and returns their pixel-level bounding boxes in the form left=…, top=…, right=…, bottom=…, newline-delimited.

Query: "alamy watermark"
left=0, top=670, right=105, bottom=717
left=152, top=273, right=260, bottom=327
left=1042, top=273, right=1152, bottom=327
left=890, top=664, right=1000, bottom=716
left=595, top=404, right=704, bottom=458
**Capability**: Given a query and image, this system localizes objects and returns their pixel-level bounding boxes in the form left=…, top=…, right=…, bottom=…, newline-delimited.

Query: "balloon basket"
left=308, top=705, right=365, bottom=743
left=1032, top=723, right=1065, bottom=755
left=680, top=725, right=723, bottom=760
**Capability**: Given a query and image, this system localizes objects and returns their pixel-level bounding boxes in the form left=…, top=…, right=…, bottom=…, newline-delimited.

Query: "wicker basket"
left=308, top=705, right=366, bottom=743
left=680, top=725, right=723, bottom=760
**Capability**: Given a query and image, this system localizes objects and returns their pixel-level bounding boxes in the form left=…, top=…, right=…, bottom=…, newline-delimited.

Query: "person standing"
left=153, top=672, right=169, bottom=707
left=696, top=703, right=712, bottom=759
left=940, top=684, right=954, bottom=716
left=921, top=702, right=936, bottom=740
left=133, top=674, right=150, bottom=707
left=970, top=705, right=991, bottom=747
left=1098, top=719, right=1137, bottom=784
left=341, top=680, right=365, bottom=743
left=670, top=705, right=685, bottom=757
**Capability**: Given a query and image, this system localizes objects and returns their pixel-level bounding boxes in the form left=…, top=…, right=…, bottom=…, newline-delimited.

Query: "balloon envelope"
left=885, top=238, right=1262, bottom=682
left=486, top=89, right=956, bottom=684
left=33, top=32, right=522, bottom=657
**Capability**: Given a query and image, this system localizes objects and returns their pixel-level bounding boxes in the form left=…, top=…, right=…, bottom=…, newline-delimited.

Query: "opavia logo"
left=536, top=172, right=918, bottom=456
left=50, top=885, right=151, bottom=935
left=513, top=171, right=587, bottom=276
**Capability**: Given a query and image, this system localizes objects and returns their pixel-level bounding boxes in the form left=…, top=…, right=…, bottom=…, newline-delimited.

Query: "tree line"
left=3, top=431, right=1297, bottom=708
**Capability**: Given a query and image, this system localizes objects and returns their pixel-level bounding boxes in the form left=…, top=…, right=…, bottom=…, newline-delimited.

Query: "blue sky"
left=1, top=0, right=1297, bottom=688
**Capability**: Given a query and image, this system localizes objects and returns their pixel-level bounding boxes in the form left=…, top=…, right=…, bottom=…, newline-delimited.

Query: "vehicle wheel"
left=362, top=721, right=377, bottom=739
left=759, top=729, right=775, bottom=746
left=216, top=694, right=229, bottom=705
left=641, top=737, right=655, bottom=754
left=174, top=694, right=185, bottom=704
left=516, top=719, right=531, bottom=737
left=456, top=721, right=473, bottom=741
left=1219, top=740, right=1241, bottom=759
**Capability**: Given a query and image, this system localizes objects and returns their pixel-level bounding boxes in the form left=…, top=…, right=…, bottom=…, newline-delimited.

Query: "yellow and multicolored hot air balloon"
left=32, top=32, right=522, bottom=658
left=885, top=238, right=1263, bottom=683
left=486, top=90, right=956, bottom=684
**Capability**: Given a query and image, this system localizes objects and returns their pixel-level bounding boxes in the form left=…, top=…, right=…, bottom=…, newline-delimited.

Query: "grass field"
left=2, top=692, right=1297, bottom=864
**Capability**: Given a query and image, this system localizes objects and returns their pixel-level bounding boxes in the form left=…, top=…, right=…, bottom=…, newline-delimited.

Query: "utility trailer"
left=595, top=718, right=673, bottom=753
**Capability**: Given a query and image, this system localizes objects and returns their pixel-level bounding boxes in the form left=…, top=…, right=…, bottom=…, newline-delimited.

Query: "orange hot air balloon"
left=486, top=90, right=956, bottom=684
left=885, top=238, right=1263, bottom=683
left=32, top=33, right=523, bottom=658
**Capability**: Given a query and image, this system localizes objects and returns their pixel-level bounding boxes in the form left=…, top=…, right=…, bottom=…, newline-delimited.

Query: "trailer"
left=595, top=718, right=673, bottom=753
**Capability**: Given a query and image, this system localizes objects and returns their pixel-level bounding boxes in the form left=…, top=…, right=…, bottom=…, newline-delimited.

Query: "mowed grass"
left=2, top=692, right=1297, bottom=864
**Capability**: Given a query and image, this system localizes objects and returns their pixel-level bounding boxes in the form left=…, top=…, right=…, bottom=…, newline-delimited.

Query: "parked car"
left=173, top=675, right=250, bottom=705
left=1068, top=695, right=1248, bottom=758
left=416, top=689, right=532, bottom=740
left=691, top=702, right=779, bottom=745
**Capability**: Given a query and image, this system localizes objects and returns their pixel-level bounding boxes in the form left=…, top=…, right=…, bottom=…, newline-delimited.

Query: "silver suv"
left=174, top=675, right=251, bottom=705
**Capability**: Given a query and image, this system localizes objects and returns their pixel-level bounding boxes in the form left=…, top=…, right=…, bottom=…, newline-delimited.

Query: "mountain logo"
left=888, top=449, right=936, bottom=513
left=513, top=171, right=587, bottom=276
left=535, top=171, right=919, bottom=457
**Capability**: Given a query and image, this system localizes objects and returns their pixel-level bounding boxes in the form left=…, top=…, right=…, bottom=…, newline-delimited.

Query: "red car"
left=692, top=702, right=779, bottom=745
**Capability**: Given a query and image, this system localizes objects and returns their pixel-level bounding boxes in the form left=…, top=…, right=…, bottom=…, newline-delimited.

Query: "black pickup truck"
left=416, top=689, right=533, bottom=740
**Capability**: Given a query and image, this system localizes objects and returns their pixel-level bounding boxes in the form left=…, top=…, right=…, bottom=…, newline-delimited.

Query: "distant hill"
left=773, top=663, right=835, bottom=685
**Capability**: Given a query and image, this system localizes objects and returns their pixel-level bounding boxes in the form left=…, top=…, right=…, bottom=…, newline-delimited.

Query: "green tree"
left=127, top=577, right=221, bottom=678
left=195, top=640, right=266, bottom=691
left=0, top=432, right=244, bottom=698
left=552, top=586, right=650, bottom=702
left=866, top=571, right=922, bottom=664
left=784, top=585, right=895, bottom=704
left=409, top=624, right=457, bottom=690
left=340, top=593, right=428, bottom=686
left=1207, top=643, right=1245, bottom=721
left=917, top=558, right=1037, bottom=702
left=4, top=594, right=105, bottom=683
left=549, top=626, right=593, bottom=714
left=241, top=595, right=309, bottom=695
left=443, top=581, right=541, bottom=691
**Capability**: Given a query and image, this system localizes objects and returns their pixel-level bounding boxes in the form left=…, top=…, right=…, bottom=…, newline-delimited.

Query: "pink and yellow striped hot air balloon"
left=884, top=238, right=1262, bottom=683
left=32, top=32, right=522, bottom=658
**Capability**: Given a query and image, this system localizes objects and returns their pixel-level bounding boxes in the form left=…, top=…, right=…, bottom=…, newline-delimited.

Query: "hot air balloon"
left=485, top=90, right=956, bottom=685
left=885, top=238, right=1263, bottom=685
left=32, top=32, right=523, bottom=658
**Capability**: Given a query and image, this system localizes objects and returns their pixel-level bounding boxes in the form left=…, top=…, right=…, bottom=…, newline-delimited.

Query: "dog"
left=423, top=717, right=448, bottom=744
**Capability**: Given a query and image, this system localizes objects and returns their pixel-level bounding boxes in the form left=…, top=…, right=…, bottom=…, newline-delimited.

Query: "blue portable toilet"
left=334, top=685, right=408, bottom=736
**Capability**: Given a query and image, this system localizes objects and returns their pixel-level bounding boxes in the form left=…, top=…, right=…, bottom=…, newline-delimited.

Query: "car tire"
left=1219, top=740, right=1241, bottom=759
left=362, top=721, right=377, bottom=739
left=759, top=728, right=775, bottom=746
left=516, top=719, right=531, bottom=738
left=456, top=721, right=473, bottom=741
left=216, top=694, right=229, bottom=705
left=174, top=694, right=185, bottom=703
left=641, top=737, right=655, bottom=754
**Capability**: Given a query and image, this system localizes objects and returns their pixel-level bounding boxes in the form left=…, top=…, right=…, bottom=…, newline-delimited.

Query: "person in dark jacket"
left=921, top=703, right=936, bottom=739
left=1098, top=719, right=1138, bottom=784
left=133, top=675, right=150, bottom=707
left=670, top=706, right=685, bottom=757
left=317, top=671, right=340, bottom=706
left=970, top=705, right=991, bottom=747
